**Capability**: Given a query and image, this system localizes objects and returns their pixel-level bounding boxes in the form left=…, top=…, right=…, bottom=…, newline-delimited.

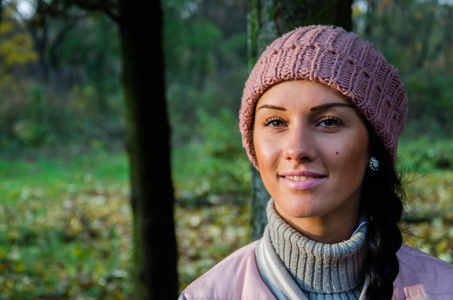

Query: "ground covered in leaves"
left=0, top=152, right=251, bottom=298
left=0, top=149, right=452, bottom=299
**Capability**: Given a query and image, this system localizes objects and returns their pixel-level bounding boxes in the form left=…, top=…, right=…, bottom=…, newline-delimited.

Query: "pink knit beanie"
left=239, top=25, right=407, bottom=168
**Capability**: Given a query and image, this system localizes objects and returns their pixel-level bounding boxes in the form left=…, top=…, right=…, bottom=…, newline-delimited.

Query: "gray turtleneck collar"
left=266, top=199, right=368, bottom=299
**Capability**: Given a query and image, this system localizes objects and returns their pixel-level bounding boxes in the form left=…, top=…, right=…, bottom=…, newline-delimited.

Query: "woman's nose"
left=283, top=125, right=316, bottom=163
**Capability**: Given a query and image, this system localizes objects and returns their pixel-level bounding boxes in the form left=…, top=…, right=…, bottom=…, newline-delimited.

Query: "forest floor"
left=0, top=147, right=452, bottom=298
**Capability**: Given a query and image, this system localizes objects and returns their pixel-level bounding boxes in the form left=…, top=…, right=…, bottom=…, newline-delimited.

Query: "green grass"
left=1, top=152, right=129, bottom=199
left=398, top=138, right=453, bottom=173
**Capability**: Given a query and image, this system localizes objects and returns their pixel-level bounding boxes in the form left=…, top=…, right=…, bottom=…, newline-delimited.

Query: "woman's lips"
left=279, top=171, right=327, bottom=190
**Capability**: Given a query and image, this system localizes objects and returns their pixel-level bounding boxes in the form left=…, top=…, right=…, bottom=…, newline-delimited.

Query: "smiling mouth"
left=280, top=174, right=327, bottom=190
left=283, top=175, right=324, bottom=181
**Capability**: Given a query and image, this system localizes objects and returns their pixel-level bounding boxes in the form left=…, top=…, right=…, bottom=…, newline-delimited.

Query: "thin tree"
left=117, top=0, right=178, bottom=298
left=248, top=0, right=353, bottom=239
left=30, top=0, right=179, bottom=297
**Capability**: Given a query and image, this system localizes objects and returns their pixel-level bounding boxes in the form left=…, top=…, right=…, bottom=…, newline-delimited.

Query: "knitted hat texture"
left=239, top=25, right=407, bottom=168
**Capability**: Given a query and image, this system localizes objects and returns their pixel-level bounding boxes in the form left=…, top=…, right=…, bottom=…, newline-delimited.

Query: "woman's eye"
left=264, top=118, right=286, bottom=128
left=319, top=117, right=342, bottom=127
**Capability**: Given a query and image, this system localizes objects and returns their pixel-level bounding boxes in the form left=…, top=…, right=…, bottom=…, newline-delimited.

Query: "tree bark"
left=248, top=0, right=353, bottom=240
left=118, top=0, right=178, bottom=298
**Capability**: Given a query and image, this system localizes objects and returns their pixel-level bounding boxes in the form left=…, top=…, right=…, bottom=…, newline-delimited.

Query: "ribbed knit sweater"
left=266, top=200, right=367, bottom=300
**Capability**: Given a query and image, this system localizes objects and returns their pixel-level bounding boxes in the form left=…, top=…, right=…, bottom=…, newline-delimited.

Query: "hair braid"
left=361, top=128, right=405, bottom=300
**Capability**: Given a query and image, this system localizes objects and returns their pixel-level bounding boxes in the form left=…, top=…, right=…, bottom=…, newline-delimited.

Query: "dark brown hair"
left=360, top=124, right=405, bottom=299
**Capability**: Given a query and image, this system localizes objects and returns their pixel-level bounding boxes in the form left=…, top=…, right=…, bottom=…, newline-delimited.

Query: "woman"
left=179, top=25, right=453, bottom=300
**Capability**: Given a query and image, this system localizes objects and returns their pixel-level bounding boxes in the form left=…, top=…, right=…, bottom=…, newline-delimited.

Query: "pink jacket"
left=180, top=241, right=453, bottom=300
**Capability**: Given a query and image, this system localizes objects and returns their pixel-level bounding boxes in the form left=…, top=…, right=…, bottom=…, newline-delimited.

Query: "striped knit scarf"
left=255, top=199, right=368, bottom=300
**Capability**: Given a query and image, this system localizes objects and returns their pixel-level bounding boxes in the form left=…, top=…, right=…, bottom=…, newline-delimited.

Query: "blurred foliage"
left=0, top=2, right=123, bottom=153
left=398, top=138, right=453, bottom=173
left=403, top=71, right=453, bottom=138
left=163, top=0, right=250, bottom=204
left=164, top=0, right=248, bottom=147
left=172, top=108, right=251, bottom=204
left=0, top=5, right=37, bottom=67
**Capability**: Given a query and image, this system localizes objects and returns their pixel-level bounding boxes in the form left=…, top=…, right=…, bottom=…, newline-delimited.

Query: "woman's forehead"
left=256, top=80, right=350, bottom=109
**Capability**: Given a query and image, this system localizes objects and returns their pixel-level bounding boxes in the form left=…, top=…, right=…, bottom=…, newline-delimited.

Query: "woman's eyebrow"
left=310, top=103, right=356, bottom=111
left=257, top=104, right=286, bottom=111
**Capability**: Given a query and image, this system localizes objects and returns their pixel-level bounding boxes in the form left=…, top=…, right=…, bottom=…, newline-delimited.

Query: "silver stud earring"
left=369, top=156, right=380, bottom=171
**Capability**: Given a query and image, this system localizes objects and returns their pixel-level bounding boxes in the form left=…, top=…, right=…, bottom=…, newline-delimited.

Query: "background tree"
left=117, top=0, right=178, bottom=297
left=248, top=0, right=354, bottom=239
left=73, top=0, right=179, bottom=298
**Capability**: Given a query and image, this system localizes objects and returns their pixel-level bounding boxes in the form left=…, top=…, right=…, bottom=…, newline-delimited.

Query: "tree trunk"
left=248, top=0, right=353, bottom=240
left=118, top=0, right=178, bottom=298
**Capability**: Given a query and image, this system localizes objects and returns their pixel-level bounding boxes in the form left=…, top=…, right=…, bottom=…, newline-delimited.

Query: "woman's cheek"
left=254, top=133, right=281, bottom=169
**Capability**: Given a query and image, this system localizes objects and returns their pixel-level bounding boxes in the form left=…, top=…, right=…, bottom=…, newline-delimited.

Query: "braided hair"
left=360, top=125, right=405, bottom=299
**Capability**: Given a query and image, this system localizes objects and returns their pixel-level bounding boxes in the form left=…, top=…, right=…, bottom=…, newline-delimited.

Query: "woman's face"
left=253, top=80, right=370, bottom=237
